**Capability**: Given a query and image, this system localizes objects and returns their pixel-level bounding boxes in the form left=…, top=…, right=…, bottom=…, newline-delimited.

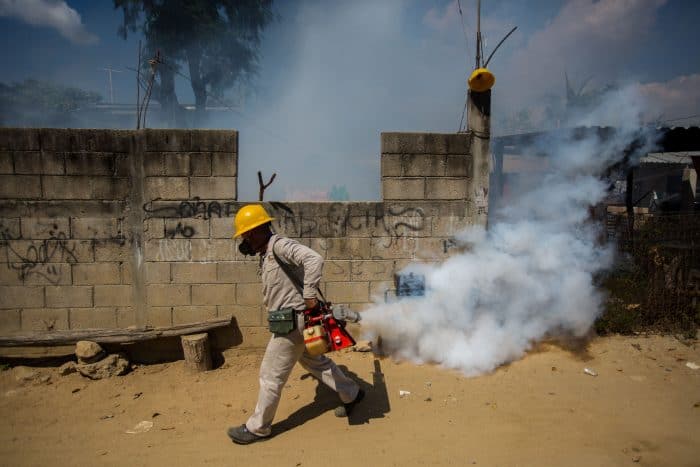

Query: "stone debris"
left=13, top=366, right=51, bottom=385
left=685, top=361, right=699, bottom=370
left=353, top=340, right=373, bottom=352
left=125, top=420, right=153, bottom=434
left=75, top=341, right=106, bottom=364
left=77, top=353, right=130, bottom=380
left=58, top=361, right=77, bottom=376
left=583, top=368, right=598, bottom=377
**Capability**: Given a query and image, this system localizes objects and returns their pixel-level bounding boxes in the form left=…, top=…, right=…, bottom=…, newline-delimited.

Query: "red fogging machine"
left=302, top=302, right=361, bottom=356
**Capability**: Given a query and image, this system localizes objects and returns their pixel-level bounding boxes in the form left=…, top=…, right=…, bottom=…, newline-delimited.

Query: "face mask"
left=238, top=238, right=256, bottom=256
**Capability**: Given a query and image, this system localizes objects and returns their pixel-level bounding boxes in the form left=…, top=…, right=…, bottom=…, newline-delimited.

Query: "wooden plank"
left=0, top=317, right=232, bottom=346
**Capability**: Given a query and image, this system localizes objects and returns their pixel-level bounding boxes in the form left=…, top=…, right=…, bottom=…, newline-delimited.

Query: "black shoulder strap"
left=271, top=237, right=326, bottom=302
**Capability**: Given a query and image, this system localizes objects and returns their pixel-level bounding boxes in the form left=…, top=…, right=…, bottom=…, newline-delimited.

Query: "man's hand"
left=304, top=298, right=319, bottom=310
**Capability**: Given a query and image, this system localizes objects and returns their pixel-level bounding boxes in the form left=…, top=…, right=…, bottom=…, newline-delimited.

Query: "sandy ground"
left=1, top=334, right=699, bottom=467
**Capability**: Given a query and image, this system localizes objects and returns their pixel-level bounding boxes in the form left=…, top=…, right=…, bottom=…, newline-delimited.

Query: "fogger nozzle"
left=332, top=306, right=362, bottom=323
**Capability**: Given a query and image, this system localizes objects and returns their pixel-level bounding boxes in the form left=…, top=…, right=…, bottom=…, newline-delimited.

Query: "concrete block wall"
left=0, top=129, right=486, bottom=349
left=0, top=128, right=238, bottom=334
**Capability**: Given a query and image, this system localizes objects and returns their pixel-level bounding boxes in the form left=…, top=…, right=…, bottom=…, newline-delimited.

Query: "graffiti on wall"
left=1, top=224, right=77, bottom=285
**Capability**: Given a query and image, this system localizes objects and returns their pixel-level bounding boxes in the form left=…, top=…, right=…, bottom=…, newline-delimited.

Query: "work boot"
left=334, top=388, right=365, bottom=417
left=227, top=424, right=267, bottom=445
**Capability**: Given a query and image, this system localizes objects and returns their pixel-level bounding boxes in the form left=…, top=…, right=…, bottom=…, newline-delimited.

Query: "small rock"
left=686, top=362, right=699, bottom=370
left=58, top=362, right=77, bottom=376
left=75, top=341, right=106, bottom=364
left=583, top=368, right=598, bottom=377
left=632, top=455, right=641, bottom=463
left=424, top=397, right=432, bottom=402
left=125, top=420, right=153, bottom=434
left=353, top=340, right=373, bottom=352
left=77, top=353, right=130, bottom=380
left=399, top=390, right=411, bottom=397
left=14, top=366, right=50, bottom=385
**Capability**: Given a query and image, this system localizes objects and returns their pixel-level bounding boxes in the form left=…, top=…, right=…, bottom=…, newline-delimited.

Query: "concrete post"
left=467, top=89, right=491, bottom=226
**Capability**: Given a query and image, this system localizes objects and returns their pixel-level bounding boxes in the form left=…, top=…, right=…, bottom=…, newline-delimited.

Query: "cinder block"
left=0, top=264, right=23, bottom=285
left=192, top=284, right=236, bottom=305
left=22, top=265, right=72, bottom=285
left=217, top=304, right=262, bottom=326
left=0, top=151, right=12, bottom=173
left=210, top=217, right=234, bottom=239
left=120, top=262, right=133, bottom=284
left=217, top=262, right=260, bottom=283
left=381, top=132, right=471, bottom=155
left=236, top=282, right=262, bottom=306
left=145, top=306, right=173, bottom=327
left=72, top=263, right=121, bottom=285
left=191, top=239, right=236, bottom=261
left=0, top=309, right=21, bottom=332
left=171, top=263, right=217, bottom=283
left=92, top=177, right=129, bottom=200
left=325, top=281, right=369, bottom=303
left=310, top=238, right=371, bottom=260
left=13, top=152, right=42, bottom=174
left=211, top=153, right=237, bottom=176
left=192, top=130, right=237, bottom=153
left=172, top=306, right=217, bottom=325
left=322, top=260, right=351, bottom=281
left=94, top=242, right=130, bottom=262
left=415, top=238, right=452, bottom=260
left=0, top=286, right=44, bottom=308
left=164, top=218, right=209, bottom=239
left=146, top=284, right=190, bottom=306
left=145, top=129, right=193, bottom=152
left=41, top=152, right=65, bottom=174
left=0, top=175, right=42, bottom=198
left=144, top=153, right=164, bottom=176
left=145, top=239, right=191, bottom=262
left=145, top=262, right=170, bottom=283
left=273, top=215, right=301, bottom=237
left=94, top=285, right=133, bottom=307
left=144, top=218, right=165, bottom=240
left=116, top=307, right=136, bottom=327
left=402, top=154, right=447, bottom=177
left=39, top=129, right=131, bottom=153
left=382, top=178, right=425, bottom=200
left=350, top=260, right=395, bottom=281
left=370, top=237, right=417, bottom=259
left=71, top=217, right=121, bottom=239
left=189, top=153, right=212, bottom=176
left=114, top=154, right=130, bottom=177
left=0, top=128, right=40, bottom=150
left=45, top=286, right=92, bottom=308
left=21, top=308, right=69, bottom=331
left=189, top=177, right=236, bottom=200
left=446, top=155, right=471, bottom=177
left=162, top=153, right=190, bottom=176
left=20, top=217, right=70, bottom=239
left=42, top=176, right=91, bottom=199
left=6, top=239, right=92, bottom=263
left=69, top=307, right=118, bottom=330
left=432, top=216, right=470, bottom=237
left=369, top=280, right=395, bottom=300
left=426, top=178, right=468, bottom=200
left=380, top=154, right=402, bottom=177
left=0, top=217, right=20, bottom=239
left=145, top=177, right=189, bottom=200
left=65, top=153, right=115, bottom=175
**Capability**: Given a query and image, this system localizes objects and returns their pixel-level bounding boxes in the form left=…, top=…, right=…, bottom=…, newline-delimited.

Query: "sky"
left=1, top=0, right=699, bottom=200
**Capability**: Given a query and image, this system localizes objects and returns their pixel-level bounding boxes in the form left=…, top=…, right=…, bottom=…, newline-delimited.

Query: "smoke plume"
left=360, top=88, right=656, bottom=376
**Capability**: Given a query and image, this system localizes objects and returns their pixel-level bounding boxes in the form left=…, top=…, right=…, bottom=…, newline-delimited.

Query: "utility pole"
left=100, top=67, right=122, bottom=104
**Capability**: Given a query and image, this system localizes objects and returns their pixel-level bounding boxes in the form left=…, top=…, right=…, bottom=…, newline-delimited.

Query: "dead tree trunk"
left=180, top=333, right=213, bottom=372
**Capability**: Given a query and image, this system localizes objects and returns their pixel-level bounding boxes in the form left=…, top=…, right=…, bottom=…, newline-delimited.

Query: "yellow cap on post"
left=468, top=67, right=495, bottom=92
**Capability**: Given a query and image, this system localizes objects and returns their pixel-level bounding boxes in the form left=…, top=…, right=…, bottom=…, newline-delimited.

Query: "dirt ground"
left=1, top=334, right=699, bottom=467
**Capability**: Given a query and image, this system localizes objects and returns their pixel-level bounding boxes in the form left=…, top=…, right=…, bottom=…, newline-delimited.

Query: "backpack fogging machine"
left=303, top=303, right=362, bottom=356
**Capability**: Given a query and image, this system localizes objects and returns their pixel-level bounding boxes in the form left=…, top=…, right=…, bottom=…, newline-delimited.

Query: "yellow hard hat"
left=233, top=204, right=275, bottom=238
left=468, top=67, right=495, bottom=92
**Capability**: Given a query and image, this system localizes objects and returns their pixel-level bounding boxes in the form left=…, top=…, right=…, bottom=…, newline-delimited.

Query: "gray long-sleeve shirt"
left=261, top=234, right=324, bottom=311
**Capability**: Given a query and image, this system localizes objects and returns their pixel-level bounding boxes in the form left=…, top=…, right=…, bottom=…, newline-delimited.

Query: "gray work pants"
left=246, top=314, right=359, bottom=437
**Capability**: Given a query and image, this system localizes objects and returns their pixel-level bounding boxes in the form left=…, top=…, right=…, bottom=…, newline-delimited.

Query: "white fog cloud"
left=0, top=0, right=98, bottom=45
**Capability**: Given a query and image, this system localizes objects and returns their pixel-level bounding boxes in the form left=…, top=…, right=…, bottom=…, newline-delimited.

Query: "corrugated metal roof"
left=640, top=152, right=698, bottom=164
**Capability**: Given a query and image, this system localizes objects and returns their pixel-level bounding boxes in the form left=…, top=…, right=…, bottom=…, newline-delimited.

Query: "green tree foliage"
left=328, top=185, right=350, bottom=201
left=114, top=0, right=273, bottom=125
left=0, top=79, right=102, bottom=126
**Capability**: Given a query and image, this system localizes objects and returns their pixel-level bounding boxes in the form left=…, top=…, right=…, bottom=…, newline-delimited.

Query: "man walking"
left=227, top=204, right=364, bottom=445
